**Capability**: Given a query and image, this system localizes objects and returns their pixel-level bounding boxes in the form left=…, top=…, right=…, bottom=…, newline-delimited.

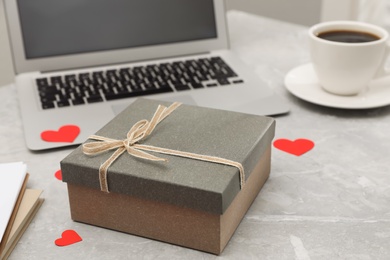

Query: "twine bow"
left=82, top=102, right=245, bottom=193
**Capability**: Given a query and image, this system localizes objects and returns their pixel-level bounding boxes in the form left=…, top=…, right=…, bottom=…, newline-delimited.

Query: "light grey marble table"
left=1, top=10, right=390, bottom=259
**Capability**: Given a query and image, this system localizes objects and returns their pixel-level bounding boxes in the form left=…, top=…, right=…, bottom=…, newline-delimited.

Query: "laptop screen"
left=17, top=0, right=217, bottom=59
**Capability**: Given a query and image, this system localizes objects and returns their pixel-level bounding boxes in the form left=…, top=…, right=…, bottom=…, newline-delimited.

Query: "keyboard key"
left=106, top=69, right=117, bottom=76
left=92, top=71, right=104, bottom=79
left=38, top=85, right=58, bottom=93
left=130, top=83, right=143, bottom=91
left=65, top=74, right=77, bottom=82
left=174, top=84, right=191, bottom=91
left=79, top=73, right=90, bottom=80
left=87, top=94, right=103, bottom=103
left=119, top=68, right=130, bottom=74
left=217, top=78, right=230, bottom=85
left=57, top=100, right=70, bottom=107
left=36, top=78, right=49, bottom=87
left=158, top=82, right=171, bottom=90
left=105, top=87, right=173, bottom=101
left=191, top=82, right=204, bottom=89
left=39, top=92, right=57, bottom=101
left=72, top=98, right=85, bottom=105
left=42, top=102, right=55, bottom=109
left=143, top=82, right=156, bottom=90
left=232, top=79, right=244, bottom=84
left=105, top=91, right=137, bottom=101
left=50, top=76, right=62, bottom=84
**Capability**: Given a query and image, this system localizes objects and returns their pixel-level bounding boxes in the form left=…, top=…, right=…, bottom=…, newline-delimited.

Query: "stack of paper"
left=0, top=162, right=44, bottom=259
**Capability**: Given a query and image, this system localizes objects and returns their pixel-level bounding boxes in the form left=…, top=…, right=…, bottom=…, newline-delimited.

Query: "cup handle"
left=374, top=41, right=390, bottom=78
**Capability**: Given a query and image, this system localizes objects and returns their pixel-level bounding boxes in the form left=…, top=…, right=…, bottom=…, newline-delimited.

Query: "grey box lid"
left=61, top=98, right=275, bottom=214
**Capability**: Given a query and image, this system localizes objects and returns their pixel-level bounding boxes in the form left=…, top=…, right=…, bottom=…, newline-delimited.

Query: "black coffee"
left=317, top=30, right=380, bottom=43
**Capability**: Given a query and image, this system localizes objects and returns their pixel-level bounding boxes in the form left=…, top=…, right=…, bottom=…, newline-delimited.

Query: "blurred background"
left=226, top=0, right=390, bottom=28
left=1, top=0, right=390, bottom=86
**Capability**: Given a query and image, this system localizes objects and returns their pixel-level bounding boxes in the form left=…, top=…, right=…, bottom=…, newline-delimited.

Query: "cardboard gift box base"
left=67, top=146, right=271, bottom=255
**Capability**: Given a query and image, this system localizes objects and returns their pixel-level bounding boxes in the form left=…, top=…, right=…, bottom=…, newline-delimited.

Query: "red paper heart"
left=41, top=125, right=80, bottom=143
left=55, top=230, right=82, bottom=246
left=273, top=138, right=314, bottom=156
left=54, top=170, right=62, bottom=180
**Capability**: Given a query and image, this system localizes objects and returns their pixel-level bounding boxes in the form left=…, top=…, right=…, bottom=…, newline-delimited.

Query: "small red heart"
left=55, top=230, right=82, bottom=247
left=54, top=170, right=62, bottom=180
left=273, top=138, right=314, bottom=156
left=41, top=125, right=80, bottom=143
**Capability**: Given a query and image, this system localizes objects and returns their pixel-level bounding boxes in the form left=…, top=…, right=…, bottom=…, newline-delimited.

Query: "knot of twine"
left=82, top=102, right=245, bottom=193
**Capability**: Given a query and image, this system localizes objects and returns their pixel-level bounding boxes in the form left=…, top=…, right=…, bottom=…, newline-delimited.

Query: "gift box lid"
left=61, top=98, right=275, bottom=214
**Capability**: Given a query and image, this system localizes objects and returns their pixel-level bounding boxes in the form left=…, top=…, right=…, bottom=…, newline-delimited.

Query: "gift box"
left=60, top=98, right=275, bottom=254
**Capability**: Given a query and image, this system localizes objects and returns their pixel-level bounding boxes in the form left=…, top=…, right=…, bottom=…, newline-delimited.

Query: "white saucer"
left=284, top=63, right=390, bottom=109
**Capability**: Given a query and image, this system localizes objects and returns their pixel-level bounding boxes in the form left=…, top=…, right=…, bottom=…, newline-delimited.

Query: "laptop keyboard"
left=35, top=56, right=244, bottom=110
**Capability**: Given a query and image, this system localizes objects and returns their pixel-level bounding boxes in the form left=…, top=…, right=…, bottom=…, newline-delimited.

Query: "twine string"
left=82, top=102, right=245, bottom=193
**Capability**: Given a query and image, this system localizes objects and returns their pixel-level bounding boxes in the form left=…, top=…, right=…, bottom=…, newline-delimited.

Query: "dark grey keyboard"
left=35, top=56, right=243, bottom=109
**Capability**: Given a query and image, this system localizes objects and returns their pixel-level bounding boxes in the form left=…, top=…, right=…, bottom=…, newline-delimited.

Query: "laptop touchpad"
left=111, top=95, right=197, bottom=115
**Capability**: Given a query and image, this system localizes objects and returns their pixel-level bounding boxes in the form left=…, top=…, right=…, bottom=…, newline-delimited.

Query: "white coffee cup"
left=309, top=21, right=390, bottom=96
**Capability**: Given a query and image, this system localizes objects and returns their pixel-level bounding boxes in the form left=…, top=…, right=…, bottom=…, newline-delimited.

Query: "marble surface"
left=1, top=11, right=390, bottom=259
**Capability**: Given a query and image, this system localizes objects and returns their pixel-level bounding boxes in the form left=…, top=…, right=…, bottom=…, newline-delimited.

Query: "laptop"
left=4, top=0, right=289, bottom=151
